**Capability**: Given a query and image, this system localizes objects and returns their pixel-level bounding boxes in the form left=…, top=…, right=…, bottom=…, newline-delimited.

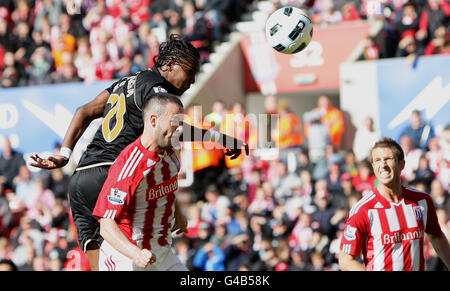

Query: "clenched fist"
left=133, top=248, right=156, bottom=269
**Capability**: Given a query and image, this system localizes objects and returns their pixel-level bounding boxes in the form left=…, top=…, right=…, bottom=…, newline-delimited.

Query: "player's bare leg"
left=86, top=240, right=100, bottom=271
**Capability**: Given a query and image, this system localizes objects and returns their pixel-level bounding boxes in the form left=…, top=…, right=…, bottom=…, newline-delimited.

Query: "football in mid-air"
left=265, top=6, right=313, bottom=54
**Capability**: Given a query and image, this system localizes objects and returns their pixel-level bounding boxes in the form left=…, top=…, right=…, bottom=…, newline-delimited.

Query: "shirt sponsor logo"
left=413, top=206, right=424, bottom=221
left=382, top=230, right=424, bottom=245
left=147, top=175, right=178, bottom=201
left=344, top=225, right=357, bottom=241
left=108, top=188, right=128, bottom=205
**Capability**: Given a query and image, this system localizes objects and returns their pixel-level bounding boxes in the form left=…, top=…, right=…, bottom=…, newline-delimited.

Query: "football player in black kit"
left=30, top=34, right=248, bottom=270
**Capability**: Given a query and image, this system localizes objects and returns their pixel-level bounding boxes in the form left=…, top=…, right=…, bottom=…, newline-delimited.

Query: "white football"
left=265, top=6, right=313, bottom=54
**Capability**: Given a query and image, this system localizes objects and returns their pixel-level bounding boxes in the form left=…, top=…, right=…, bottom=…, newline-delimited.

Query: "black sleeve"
left=105, top=78, right=122, bottom=94
left=134, top=72, right=169, bottom=111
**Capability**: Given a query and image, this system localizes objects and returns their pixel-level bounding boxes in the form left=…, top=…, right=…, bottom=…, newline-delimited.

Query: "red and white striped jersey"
left=340, top=186, right=442, bottom=271
left=93, top=137, right=181, bottom=250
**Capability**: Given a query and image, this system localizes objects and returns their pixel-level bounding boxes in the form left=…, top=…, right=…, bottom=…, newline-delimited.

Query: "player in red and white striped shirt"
left=339, top=137, right=450, bottom=271
left=93, top=93, right=188, bottom=271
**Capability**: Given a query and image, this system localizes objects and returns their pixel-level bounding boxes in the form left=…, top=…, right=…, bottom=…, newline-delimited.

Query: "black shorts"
left=68, top=165, right=110, bottom=252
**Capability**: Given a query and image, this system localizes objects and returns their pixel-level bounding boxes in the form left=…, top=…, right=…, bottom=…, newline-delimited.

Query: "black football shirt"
left=77, top=68, right=179, bottom=169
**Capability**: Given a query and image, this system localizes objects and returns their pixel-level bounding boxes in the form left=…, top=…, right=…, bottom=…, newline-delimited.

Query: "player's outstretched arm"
left=30, top=90, right=110, bottom=169
left=172, top=200, right=188, bottom=235
left=338, top=252, right=366, bottom=271
left=179, top=122, right=249, bottom=159
left=100, top=218, right=156, bottom=269
left=428, top=231, right=450, bottom=269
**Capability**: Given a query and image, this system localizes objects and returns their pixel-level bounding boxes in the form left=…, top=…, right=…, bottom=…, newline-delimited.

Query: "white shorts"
left=99, top=240, right=188, bottom=271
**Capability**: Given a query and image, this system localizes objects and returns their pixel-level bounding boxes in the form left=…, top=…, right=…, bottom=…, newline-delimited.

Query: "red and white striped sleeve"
left=340, top=195, right=373, bottom=256
left=93, top=141, right=148, bottom=221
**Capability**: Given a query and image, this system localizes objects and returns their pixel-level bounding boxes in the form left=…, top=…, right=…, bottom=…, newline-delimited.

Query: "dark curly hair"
left=153, top=34, right=200, bottom=75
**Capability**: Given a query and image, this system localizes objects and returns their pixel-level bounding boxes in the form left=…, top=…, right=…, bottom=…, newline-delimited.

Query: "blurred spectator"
left=353, top=116, right=381, bottom=162
left=218, top=167, right=248, bottom=202
left=27, top=178, right=56, bottom=228
left=50, top=202, right=70, bottom=230
left=411, top=155, right=436, bottom=190
left=395, top=33, right=420, bottom=63
left=34, top=0, right=63, bottom=31
left=223, top=233, right=252, bottom=271
left=358, top=0, right=387, bottom=20
left=399, top=110, right=435, bottom=150
left=209, top=221, right=233, bottom=248
left=73, top=37, right=95, bottom=82
left=48, top=247, right=65, bottom=271
left=439, top=125, right=450, bottom=161
left=360, top=35, right=380, bottom=60
left=308, top=96, right=344, bottom=149
left=93, top=43, right=115, bottom=80
left=249, top=215, right=271, bottom=252
left=200, top=184, right=230, bottom=225
left=1, top=66, right=20, bottom=87
left=10, top=216, right=45, bottom=270
left=341, top=2, right=361, bottom=22
left=182, top=0, right=210, bottom=42
left=303, top=106, right=330, bottom=164
left=430, top=179, right=450, bottom=214
left=11, top=0, right=34, bottom=26
left=324, top=153, right=345, bottom=197
left=272, top=100, right=304, bottom=164
left=271, top=161, right=302, bottom=204
left=195, top=0, right=229, bottom=42
left=173, top=237, right=196, bottom=270
left=0, top=180, right=13, bottom=237
left=192, top=241, right=225, bottom=271
left=13, top=21, right=33, bottom=64
left=185, top=203, right=203, bottom=239
left=0, top=18, right=14, bottom=51
left=424, top=26, right=450, bottom=55
left=426, top=137, right=443, bottom=174
left=268, top=205, right=292, bottom=242
left=399, top=134, right=424, bottom=181
left=395, top=2, right=420, bottom=43
left=315, top=0, right=343, bottom=25
left=27, top=46, right=53, bottom=85
left=0, top=137, right=26, bottom=191
left=44, top=168, right=69, bottom=202
left=248, top=186, right=275, bottom=217
left=204, top=99, right=226, bottom=130
left=343, top=151, right=358, bottom=177
left=310, top=251, right=327, bottom=271
left=259, top=245, right=281, bottom=271
left=339, top=172, right=359, bottom=202
left=220, top=102, right=251, bottom=169
left=52, top=60, right=82, bottom=83
left=13, top=166, right=38, bottom=208
left=351, top=160, right=376, bottom=194
left=311, top=190, right=337, bottom=238
left=289, top=248, right=312, bottom=270
left=295, top=149, right=315, bottom=175
left=416, top=0, right=450, bottom=48
left=289, top=211, right=314, bottom=251
left=0, top=258, right=17, bottom=271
